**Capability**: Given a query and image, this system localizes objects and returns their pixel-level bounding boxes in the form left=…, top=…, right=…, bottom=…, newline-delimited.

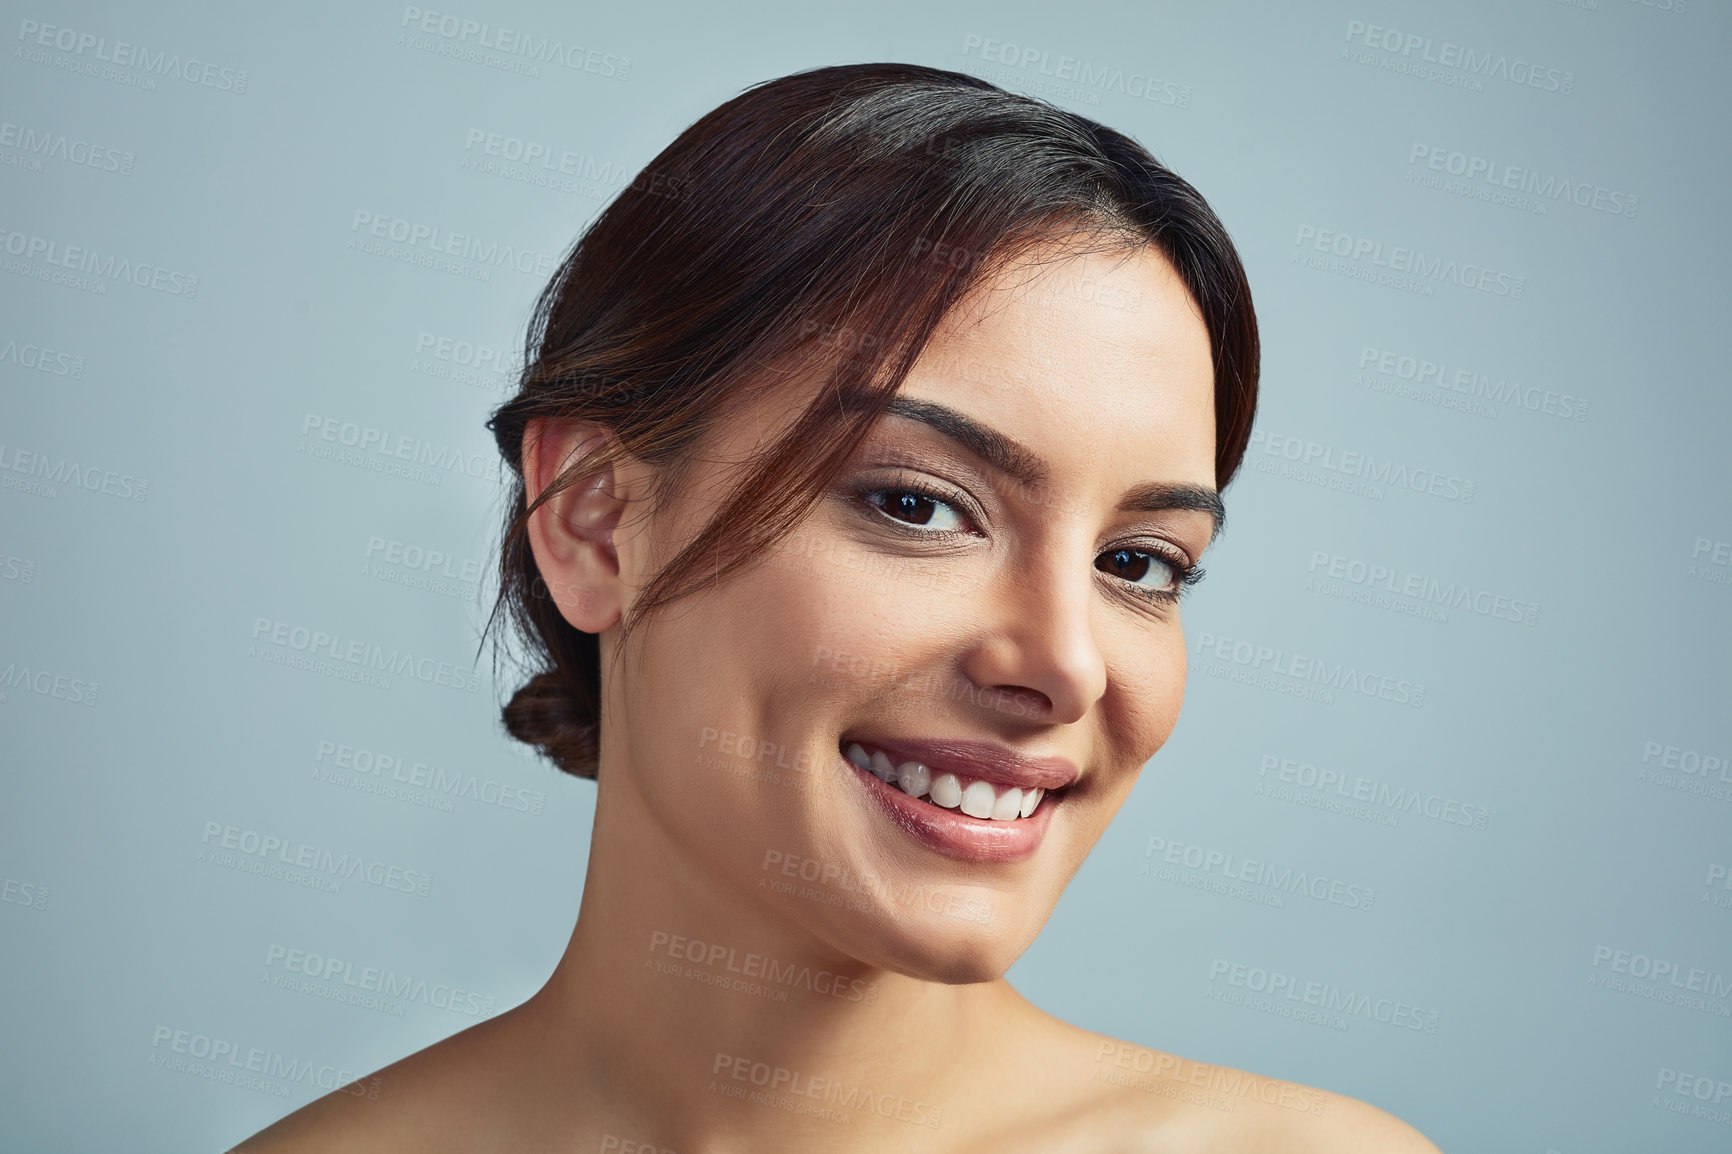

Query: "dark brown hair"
left=483, top=62, right=1259, bottom=780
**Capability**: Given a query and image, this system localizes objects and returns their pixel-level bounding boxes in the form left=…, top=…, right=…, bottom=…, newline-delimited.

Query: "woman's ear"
left=522, top=417, right=638, bottom=634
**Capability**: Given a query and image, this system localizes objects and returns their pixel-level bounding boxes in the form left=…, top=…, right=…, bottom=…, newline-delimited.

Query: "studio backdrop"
left=2, top=1, right=1728, bottom=1151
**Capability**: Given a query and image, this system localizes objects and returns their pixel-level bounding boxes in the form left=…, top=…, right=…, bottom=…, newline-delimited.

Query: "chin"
left=914, top=949, right=1017, bottom=986
left=816, top=899, right=1039, bottom=986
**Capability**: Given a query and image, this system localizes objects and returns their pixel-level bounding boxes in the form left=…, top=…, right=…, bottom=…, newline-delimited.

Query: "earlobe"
left=522, top=418, right=630, bottom=635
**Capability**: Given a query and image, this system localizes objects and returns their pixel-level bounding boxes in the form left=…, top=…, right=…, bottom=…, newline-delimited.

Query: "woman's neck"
left=520, top=770, right=1043, bottom=1151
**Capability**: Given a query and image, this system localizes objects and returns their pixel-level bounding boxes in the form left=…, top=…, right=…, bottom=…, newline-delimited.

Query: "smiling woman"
left=235, top=62, right=1439, bottom=1152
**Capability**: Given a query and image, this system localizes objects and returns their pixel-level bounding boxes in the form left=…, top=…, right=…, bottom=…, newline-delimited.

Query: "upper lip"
left=842, top=735, right=1081, bottom=791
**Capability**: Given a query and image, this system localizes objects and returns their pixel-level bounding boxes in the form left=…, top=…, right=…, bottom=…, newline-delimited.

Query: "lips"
left=840, top=735, right=1080, bottom=791
left=836, top=735, right=1076, bottom=863
left=844, top=741, right=1046, bottom=819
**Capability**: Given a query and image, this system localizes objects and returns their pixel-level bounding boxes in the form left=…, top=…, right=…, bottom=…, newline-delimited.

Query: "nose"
left=958, top=546, right=1108, bottom=726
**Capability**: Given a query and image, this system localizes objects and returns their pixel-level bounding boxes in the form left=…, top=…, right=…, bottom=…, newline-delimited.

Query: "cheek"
left=621, top=542, right=889, bottom=818
left=754, top=526, right=977, bottom=703
left=1106, top=626, right=1189, bottom=764
left=1154, top=629, right=1189, bottom=725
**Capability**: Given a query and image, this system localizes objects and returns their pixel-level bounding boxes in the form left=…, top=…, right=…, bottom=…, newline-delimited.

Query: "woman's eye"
left=860, top=488, right=1194, bottom=601
left=865, top=488, right=970, bottom=533
left=1097, top=547, right=1177, bottom=593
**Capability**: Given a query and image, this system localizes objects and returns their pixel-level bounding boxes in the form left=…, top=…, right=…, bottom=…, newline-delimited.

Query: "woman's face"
left=572, top=241, right=1218, bottom=982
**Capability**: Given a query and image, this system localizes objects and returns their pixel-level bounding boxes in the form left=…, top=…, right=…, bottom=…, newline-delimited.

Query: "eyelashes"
left=852, top=478, right=1204, bottom=606
left=1097, top=545, right=1205, bottom=604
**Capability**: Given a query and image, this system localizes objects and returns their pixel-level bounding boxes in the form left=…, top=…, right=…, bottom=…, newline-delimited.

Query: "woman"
left=237, top=63, right=1439, bottom=1152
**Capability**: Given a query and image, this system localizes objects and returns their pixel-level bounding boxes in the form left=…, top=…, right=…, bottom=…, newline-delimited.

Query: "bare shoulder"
left=1233, top=1084, right=1442, bottom=1154
left=227, top=1012, right=523, bottom=1153
left=1052, top=1022, right=1440, bottom=1154
left=224, top=1053, right=423, bottom=1154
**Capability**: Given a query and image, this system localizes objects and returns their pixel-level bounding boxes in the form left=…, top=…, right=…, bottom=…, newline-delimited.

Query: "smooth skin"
left=234, top=242, right=1441, bottom=1153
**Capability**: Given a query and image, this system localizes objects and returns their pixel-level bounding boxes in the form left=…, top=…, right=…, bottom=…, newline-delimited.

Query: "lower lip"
left=841, top=754, right=1058, bottom=864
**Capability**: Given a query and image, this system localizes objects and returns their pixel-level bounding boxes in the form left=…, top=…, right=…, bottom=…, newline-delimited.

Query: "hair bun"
left=502, top=669, right=601, bottom=780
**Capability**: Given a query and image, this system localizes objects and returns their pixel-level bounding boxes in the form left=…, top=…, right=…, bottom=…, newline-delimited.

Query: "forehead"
left=896, top=242, right=1217, bottom=486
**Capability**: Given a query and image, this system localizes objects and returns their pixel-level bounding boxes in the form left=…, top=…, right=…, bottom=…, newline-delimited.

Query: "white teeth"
left=959, top=780, right=996, bottom=819
left=896, top=761, right=930, bottom=798
left=869, top=750, right=898, bottom=782
left=845, top=742, right=1052, bottom=820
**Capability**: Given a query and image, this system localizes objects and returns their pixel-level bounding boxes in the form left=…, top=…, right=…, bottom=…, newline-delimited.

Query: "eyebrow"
left=872, top=394, right=1226, bottom=542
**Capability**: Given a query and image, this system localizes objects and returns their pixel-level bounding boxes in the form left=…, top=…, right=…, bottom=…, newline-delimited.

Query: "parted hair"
left=482, top=62, right=1259, bottom=780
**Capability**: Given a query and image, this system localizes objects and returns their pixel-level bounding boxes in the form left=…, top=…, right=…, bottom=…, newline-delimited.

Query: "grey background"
left=2, top=1, right=1728, bottom=1150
